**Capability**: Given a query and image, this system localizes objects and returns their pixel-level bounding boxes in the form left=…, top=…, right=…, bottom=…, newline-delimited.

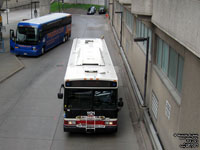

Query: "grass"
left=50, top=2, right=103, bottom=12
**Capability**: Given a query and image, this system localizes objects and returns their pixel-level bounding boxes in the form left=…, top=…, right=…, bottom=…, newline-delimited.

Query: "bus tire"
left=66, top=35, right=69, bottom=41
left=41, top=47, right=45, bottom=55
left=63, top=36, right=66, bottom=43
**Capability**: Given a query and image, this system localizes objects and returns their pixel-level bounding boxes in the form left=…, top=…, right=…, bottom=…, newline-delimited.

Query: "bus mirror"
left=118, top=98, right=123, bottom=107
left=58, top=93, right=63, bottom=99
left=58, top=84, right=64, bottom=99
left=10, top=29, right=15, bottom=41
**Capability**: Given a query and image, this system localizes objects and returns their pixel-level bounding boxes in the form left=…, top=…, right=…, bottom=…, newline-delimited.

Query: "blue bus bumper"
left=10, top=48, right=41, bottom=56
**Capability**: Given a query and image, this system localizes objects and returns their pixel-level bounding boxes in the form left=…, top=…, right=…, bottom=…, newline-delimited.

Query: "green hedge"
left=50, top=2, right=103, bottom=12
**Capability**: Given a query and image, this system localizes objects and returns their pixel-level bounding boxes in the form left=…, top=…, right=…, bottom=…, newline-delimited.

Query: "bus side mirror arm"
left=57, top=84, right=64, bottom=99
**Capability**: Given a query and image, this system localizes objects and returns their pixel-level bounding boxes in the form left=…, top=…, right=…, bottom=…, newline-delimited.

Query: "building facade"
left=109, top=0, right=200, bottom=149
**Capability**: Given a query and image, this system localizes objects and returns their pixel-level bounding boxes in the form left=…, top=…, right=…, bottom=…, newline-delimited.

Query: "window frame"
left=135, top=18, right=152, bottom=56
left=156, top=36, right=184, bottom=93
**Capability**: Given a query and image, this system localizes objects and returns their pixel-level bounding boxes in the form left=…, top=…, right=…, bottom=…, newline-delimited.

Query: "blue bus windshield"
left=16, top=27, right=38, bottom=45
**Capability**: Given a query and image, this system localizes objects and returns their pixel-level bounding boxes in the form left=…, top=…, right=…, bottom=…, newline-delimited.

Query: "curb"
left=0, top=55, right=25, bottom=84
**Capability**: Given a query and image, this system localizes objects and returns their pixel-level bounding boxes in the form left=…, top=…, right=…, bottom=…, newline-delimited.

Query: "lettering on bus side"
left=46, top=27, right=65, bottom=46
left=46, top=36, right=60, bottom=46
left=47, top=27, right=65, bottom=39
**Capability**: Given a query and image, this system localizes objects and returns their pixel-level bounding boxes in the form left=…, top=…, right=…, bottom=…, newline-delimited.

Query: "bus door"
left=10, top=29, right=16, bottom=52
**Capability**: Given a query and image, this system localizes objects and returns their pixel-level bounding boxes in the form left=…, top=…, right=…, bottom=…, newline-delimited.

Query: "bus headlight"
left=68, top=121, right=76, bottom=125
left=64, top=120, right=76, bottom=125
left=105, top=121, right=117, bottom=126
left=105, top=121, right=113, bottom=125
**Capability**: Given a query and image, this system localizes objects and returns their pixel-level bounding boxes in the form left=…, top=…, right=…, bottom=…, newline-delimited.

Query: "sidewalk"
left=0, top=8, right=39, bottom=83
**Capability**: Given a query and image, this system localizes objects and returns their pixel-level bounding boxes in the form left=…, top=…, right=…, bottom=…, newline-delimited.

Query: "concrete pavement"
left=0, top=8, right=40, bottom=83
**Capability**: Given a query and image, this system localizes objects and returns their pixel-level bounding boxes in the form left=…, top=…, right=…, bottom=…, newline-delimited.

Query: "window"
left=126, top=40, right=130, bottom=52
left=177, top=56, right=184, bottom=92
left=125, top=10, right=133, bottom=32
left=162, top=42, right=169, bottom=74
left=65, top=89, right=117, bottom=109
left=156, top=36, right=184, bottom=93
left=136, top=20, right=139, bottom=36
left=148, top=29, right=152, bottom=55
left=144, top=27, right=148, bottom=46
left=168, top=48, right=178, bottom=85
left=156, top=38, right=162, bottom=67
left=136, top=18, right=152, bottom=54
left=141, top=23, right=144, bottom=38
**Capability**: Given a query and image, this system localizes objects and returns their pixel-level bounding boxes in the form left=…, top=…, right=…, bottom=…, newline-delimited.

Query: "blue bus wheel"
left=41, top=47, right=45, bottom=54
left=66, top=35, right=69, bottom=41
left=63, top=36, right=66, bottom=43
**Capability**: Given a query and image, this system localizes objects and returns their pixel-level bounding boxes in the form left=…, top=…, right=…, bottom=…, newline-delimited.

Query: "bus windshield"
left=16, top=27, right=38, bottom=45
left=66, top=89, right=117, bottom=109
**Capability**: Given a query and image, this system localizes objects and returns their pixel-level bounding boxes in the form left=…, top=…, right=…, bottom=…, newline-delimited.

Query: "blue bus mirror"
left=10, top=29, right=15, bottom=41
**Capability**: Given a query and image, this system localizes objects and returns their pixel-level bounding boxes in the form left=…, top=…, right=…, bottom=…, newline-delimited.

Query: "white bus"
left=58, top=38, right=123, bottom=133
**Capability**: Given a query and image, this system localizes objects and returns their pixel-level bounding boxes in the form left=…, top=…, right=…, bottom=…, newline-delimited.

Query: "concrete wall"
left=149, top=29, right=184, bottom=149
left=110, top=0, right=200, bottom=149
left=178, top=50, right=200, bottom=135
left=119, top=0, right=131, bottom=4
left=150, top=26, right=200, bottom=150
left=150, top=49, right=200, bottom=150
left=150, top=68, right=181, bottom=150
left=39, top=0, right=50, bottom=16
left=152, top=0, right=200, bottom=58
left=122, top=16, right=145, bottom=96
left=113, top=2, right=121, bottom=43
left=108, top=0, right=114, bottom=25
left=64, top=0, right=105, bottom=5
left=131, top=0, right=152, bottom=16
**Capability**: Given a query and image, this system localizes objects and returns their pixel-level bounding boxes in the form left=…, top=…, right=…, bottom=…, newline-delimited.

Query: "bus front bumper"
left=11, top=48, right=41, bottom=56
left=63, top=125, right=118, bottom=133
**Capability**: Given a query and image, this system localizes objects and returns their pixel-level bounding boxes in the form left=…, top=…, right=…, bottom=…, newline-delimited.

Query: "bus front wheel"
left=41, top=47, right=45, bottom=55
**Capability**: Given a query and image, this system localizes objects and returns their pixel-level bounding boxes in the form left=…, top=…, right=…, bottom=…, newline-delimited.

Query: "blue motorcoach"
left=10, top=13, right=72, bottom=56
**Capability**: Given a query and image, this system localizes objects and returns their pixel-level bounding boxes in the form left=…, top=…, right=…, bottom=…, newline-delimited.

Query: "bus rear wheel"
left=66, top=35, right=69, bottom=41
left=63, top=36, right=67, bottom=43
